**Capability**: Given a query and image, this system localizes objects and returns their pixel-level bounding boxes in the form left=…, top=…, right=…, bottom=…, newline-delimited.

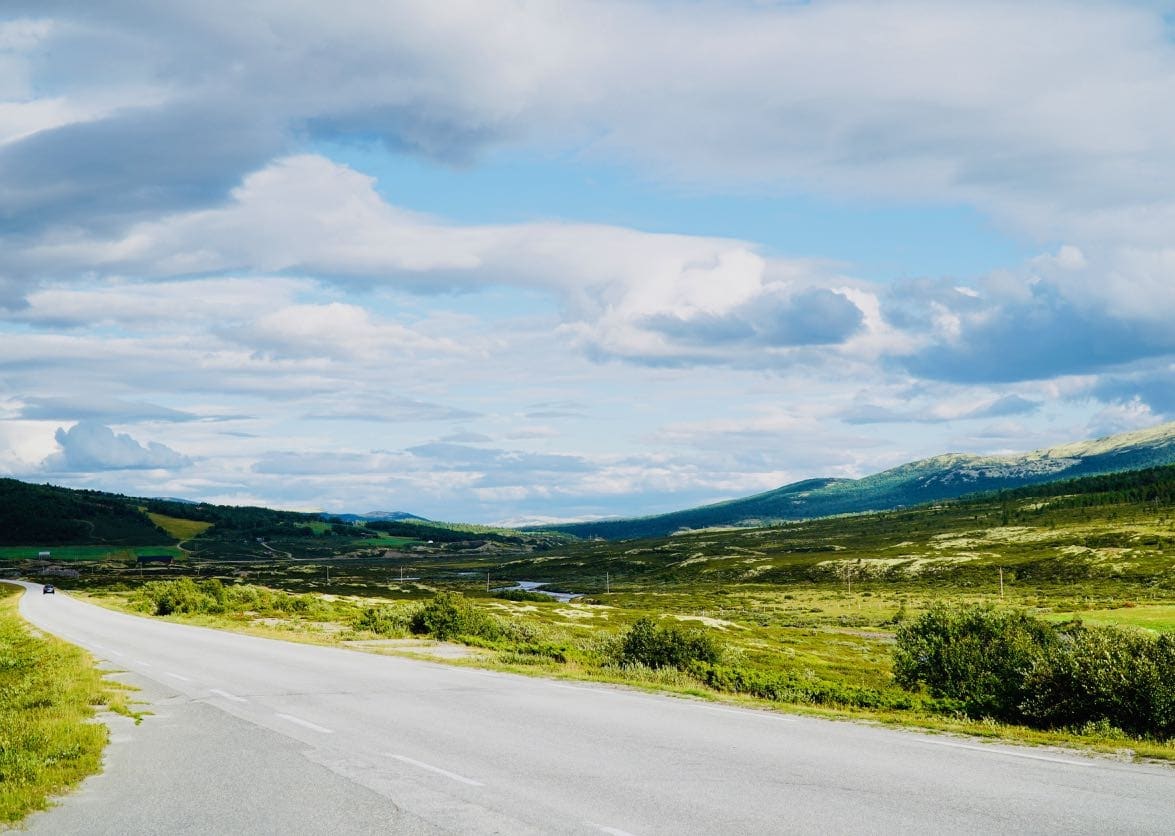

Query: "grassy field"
left=0, top=584, right=135, bottom=824
left=19, top=475, right=1175, bottom=760
left=360, top=536, right=421, bottom=548
left=0, top=545, right=173, bottom=562
left=144, top=512, right=212, bottom=541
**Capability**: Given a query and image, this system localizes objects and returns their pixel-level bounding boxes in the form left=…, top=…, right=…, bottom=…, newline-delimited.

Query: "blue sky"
left=1, top=1, right=1174, bottom=523
left=320, top=141, right=1036, bottom=282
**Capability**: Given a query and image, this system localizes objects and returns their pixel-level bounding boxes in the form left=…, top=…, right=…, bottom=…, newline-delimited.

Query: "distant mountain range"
left=546, top=422, right=1175, bottom=540
left=324, top=511, right=428, bottom=524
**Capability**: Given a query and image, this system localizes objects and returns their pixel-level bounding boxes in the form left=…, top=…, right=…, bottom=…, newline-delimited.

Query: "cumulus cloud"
left=3, top=2, right=1175, bottom=519
left=6, top=2, right=1175, bottom=230
left=10, top=154, right=862, bottom=366
left=890, top=247, right=1175, bottom=383
left=42, top=422, right=191, bottom=472
left=1088, top=361, right=1175, bottom=417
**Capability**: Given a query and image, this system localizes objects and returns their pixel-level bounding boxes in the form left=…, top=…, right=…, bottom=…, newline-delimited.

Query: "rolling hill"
left=546, top=422, right=1175, bottom=540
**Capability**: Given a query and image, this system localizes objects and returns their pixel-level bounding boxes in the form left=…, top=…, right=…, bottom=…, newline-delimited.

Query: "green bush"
left=894, top=604, right=1175, bottom=738
left=492, top=589, right=553, bottom=603
left=1019, top=626, right=1175, bottom=738
left=617, top=617, right=721, bottom=671
left=132, top=578, right=333, bottom=620
left=353, top=605, right=415, bottom=637
left=409, top=591, right=500, bottom=641
left=893, top=605, right=1056, bottom=719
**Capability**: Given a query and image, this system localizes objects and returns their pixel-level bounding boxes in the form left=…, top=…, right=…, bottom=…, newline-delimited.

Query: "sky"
left=2, top=1, right=1175, bottom=524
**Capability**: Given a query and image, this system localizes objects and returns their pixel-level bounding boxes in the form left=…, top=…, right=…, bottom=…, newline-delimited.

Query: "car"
left=42, top=584, right=55, bottom=594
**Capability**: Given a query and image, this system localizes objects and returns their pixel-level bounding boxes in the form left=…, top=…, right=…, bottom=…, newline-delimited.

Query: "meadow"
left=15, top=469, right=1175, bottom=759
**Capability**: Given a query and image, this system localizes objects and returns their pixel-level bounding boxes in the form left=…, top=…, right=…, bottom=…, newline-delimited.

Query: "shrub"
left=353, top=605, right=414, bottom=637
left=892, top=604, right=1056, bottom=719
left=894, top=604, right=1175, bottom=738
left=409, top=591, right=500, bottom=641
left=1019, top=626, right=1175, bottom=738
left=617, top=617, right=721, bottom=671
left=492, top=589, right=552, bottom=603
left=131, top=578, right=334, bottom=621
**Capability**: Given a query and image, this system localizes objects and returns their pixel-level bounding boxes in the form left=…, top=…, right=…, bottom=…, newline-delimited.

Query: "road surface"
left=11, top=581, right=1175, bottom=834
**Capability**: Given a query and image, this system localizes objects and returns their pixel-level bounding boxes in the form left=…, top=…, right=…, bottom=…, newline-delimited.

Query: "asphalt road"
left=12, top=581, right=1175, bottom=835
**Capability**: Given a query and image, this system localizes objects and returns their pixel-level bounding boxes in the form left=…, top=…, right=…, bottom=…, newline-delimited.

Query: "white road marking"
left=920, top=739, right=1096, bottom=767
left=586, top=823, right=639, bottom=836
left=165, top=672, right=191, bottom=682
left=107, top=649, right=124, bottom=657
left=208, top=688, right=248, bottom=703
left=275, top=713, right=334, bottom=734
left=387, top=754, right=483, bottom=787
left=694, top=704, right=797, bottom=722
left=133, top=659, right=152, bottom=667
left=549, top=682, right=796, bottom=722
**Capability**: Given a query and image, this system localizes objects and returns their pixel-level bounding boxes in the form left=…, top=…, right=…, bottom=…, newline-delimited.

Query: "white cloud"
left=7, top=2, right=1175, bottom=236
left=12, top=154, right=862, bottom=366
left=2, top=1, right=1174, bottom=520
left=42, top=421, right=191, bottom=472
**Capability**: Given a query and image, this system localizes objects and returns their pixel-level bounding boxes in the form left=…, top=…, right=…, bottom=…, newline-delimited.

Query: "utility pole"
left=606, top=571, right=610, bottom=594
left=999, top=566, right=1005, bottom=598
left=486, top=571, right=490, bottom=592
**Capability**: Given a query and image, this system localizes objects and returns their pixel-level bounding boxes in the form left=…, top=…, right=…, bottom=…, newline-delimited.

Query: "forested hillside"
left=0, top=479, right=172, bottom=546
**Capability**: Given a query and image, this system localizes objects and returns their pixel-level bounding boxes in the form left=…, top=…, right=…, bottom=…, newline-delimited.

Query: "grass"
left=0, top=584, right=135, bottom=824
left=144, top=512, right=212, bottom=541
left=0, top=545, right=169, bottom=562
left=362, top=536, right=421, bottom=548
left=22, top=485, right=1175, bottom=762
left=1044, top=604, right=1175, bottom=633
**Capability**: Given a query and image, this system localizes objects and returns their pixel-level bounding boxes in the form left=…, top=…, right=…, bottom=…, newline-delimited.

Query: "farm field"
left=0, top=545, right=180, bottom=562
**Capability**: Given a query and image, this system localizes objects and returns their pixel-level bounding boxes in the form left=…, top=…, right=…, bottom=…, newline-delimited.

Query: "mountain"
left=323, top=511, right=428, bottom=524
left=546, top=422, right=1175, bottom=540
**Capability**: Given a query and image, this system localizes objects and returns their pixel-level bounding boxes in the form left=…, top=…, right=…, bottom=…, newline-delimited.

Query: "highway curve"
left=11, top=581, right=1175, bottom=835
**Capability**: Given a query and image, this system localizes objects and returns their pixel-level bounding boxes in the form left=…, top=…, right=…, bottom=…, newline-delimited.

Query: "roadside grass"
left=144, top=512, right=212, bottom=541
left=0, top=584, right=136, bottom=825
left=75, top=576, right=1175, bottom=763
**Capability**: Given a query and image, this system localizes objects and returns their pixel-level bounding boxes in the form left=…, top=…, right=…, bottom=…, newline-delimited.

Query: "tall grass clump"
left=131, top=577, right=333, bottom=620
left=0, top=585, right=124, bottom=823
left=353, top=603, right=417, bottom=637
left=895, top=604, right=1175, bottom=738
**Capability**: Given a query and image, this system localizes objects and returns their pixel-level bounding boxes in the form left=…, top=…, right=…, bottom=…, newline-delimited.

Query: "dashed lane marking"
left=209, top=688, right=248, bottom=703
left=275, top=713, right=334, bottom=734
left=586, top=823, right=640, bottom=836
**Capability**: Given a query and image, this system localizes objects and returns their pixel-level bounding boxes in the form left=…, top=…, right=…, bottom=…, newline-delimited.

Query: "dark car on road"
left=42, top=584, right=55, bottom=594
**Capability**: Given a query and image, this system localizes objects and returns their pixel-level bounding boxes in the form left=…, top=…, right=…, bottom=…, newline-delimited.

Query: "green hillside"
left=548, top=422, right=1175, bottom=540
left=0, top=479, right=568, bottom=559
left=0, top=479, right=173, bottom=546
